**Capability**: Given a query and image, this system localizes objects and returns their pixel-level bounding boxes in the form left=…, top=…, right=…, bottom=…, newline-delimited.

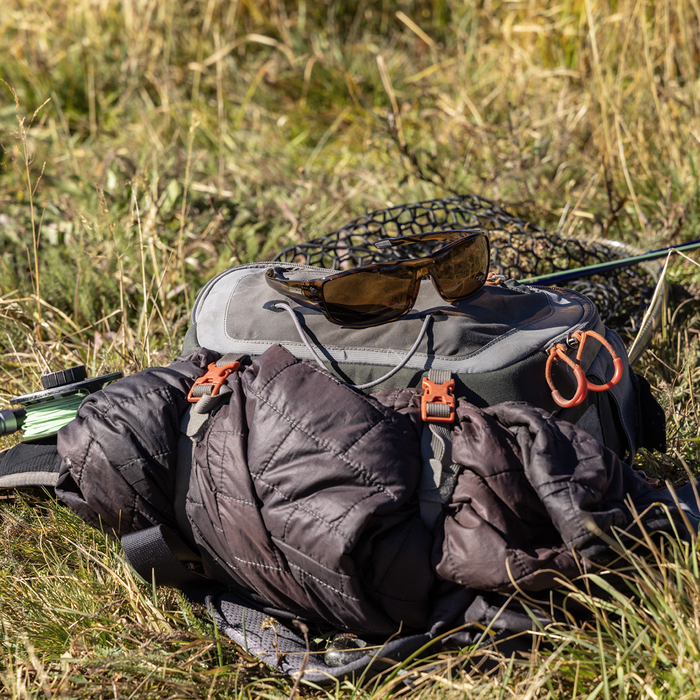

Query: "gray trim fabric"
left=206, top=592, right=434, bottom=684
left=0, top=470, right=59, bottom=488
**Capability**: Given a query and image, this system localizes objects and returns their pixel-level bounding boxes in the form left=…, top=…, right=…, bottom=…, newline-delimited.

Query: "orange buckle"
left=187, top=361, right=240, bottom=403
left=421, top=377, right=456, bottom=424
left=545, top=330, right=624, bottom=409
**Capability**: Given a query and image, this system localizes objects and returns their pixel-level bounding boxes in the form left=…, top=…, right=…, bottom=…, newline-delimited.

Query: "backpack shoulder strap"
left=173, top=353, right=251, bottom=546
left=0, top=441, right=62, bottom=489
left=418, top=369, right=462, bottom=529
left=206, top=589, right=433, bottom=684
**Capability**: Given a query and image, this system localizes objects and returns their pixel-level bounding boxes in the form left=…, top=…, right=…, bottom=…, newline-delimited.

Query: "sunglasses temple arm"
left=266, top=274, right=316, bottom=302
left=266, top=272, right=295, bottom=291
left=375, top=236, right=439, bottom=249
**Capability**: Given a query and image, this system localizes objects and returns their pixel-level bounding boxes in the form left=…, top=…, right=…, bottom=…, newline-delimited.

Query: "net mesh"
left=274, top=194, right=664, bottom=362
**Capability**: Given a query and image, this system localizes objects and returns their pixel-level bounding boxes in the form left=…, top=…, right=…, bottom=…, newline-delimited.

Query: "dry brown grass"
left=1, top=0, right=699, bottom=697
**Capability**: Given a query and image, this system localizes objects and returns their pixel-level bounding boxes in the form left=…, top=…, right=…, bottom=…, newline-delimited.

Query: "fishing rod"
left=520, top=237, right=700, bottom=285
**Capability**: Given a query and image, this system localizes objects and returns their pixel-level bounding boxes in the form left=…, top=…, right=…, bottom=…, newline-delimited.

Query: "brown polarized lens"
left=431, top=234, right=489, bottom=301
left=321, top=267, right=416, bottom=326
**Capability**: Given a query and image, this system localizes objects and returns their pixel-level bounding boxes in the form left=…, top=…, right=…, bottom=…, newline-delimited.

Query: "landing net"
left=273, top=194, right=664, bottom=365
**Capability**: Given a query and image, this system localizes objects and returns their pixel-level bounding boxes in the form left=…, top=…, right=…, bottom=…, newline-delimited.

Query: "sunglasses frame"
left=265, top=229, right=490, bottom=328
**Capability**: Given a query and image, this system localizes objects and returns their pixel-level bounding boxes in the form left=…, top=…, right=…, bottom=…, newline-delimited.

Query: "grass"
left=1, top=0, right=700, bottom=696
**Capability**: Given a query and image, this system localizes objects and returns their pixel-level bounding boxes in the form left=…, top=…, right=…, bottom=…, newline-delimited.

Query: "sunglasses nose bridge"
left=414, top=263, right=431, bottom=281
left=403, top=263, right=444, bottom=312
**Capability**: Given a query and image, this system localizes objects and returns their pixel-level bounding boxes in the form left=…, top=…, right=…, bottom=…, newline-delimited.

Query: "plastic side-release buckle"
left=421, top=377, right=456, bottom=424
left=187, top=361, right=240, bottom=403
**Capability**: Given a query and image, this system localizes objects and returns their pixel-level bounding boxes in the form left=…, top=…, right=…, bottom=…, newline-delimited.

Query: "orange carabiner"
left=581, top=330, right=624, bottom=392
left=545, top=330, right=624, bottom=409
left=545, top=343, right=589, bottom=408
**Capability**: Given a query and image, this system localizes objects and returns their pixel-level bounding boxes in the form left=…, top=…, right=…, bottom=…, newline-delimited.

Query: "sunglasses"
left=265, top=229, right=490, bottom=328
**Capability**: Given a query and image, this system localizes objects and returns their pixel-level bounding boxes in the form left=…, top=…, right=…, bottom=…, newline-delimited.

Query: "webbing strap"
left=173, top=430, right=196, bottom=545
left=418, top=369, right=462, bottom=529
left=121, top=524, right=208, bottom=592
left=175, top=354, right=246, bottom=543
left=185, top=393, right=229, bottom=437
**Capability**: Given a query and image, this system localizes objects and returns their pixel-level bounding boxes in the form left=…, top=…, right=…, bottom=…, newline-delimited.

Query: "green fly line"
left=22, top=393, right=86, bottom=440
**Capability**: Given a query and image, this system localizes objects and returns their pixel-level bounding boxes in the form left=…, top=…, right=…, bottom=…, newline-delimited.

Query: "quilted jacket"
left=55, top=345, right=693, bottom=635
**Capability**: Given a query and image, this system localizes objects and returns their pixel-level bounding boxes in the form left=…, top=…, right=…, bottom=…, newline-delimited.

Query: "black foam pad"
left=0, top=442, right=62, bottom=489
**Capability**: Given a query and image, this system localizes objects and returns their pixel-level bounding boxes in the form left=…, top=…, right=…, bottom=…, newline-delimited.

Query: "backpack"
left=181, top=261, right=665, bottom=462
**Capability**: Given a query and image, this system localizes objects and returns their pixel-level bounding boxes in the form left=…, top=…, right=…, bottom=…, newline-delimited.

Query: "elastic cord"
left=272, top=302, right=434, bottom=390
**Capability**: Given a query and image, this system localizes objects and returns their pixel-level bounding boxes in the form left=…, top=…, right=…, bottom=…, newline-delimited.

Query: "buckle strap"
left=184, top=354, right=248, bottom=439
left=421, top=368, right=456, bottom=424
left=187, top=354, right=244, bottom=403
left=418, top=369, right=461, bottom=529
